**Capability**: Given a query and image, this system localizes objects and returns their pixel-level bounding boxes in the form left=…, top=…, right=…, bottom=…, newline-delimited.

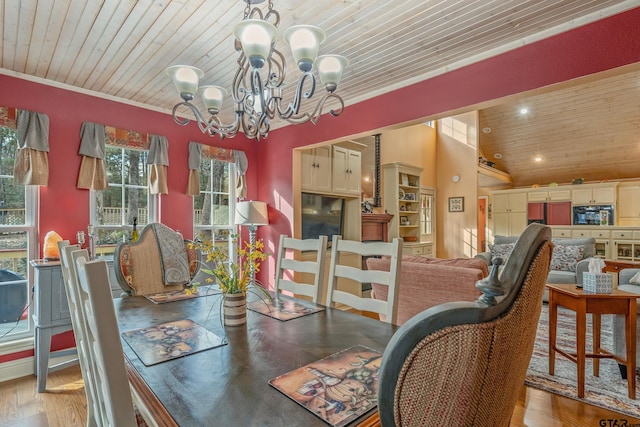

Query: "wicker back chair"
left=377, top=223, right=553, bottom=427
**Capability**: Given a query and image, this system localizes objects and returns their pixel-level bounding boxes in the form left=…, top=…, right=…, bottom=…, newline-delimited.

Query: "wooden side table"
left=547, top=283, right=636, bottom=399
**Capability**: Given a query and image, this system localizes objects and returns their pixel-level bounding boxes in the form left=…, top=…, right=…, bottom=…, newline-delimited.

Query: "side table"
left=31, top=260, right=77, bottom=392
left=547, top=283, right=636, bottom=399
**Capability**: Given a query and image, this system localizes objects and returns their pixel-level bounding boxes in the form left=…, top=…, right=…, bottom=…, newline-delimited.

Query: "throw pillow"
left=550, top=244, right=585, bottom=272
left=630, top=271, right=640, bottom=285
left=489, top=243, right=515, bottom=266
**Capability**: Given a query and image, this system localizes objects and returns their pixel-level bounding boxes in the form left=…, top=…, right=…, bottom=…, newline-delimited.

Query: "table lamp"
left=235, top=200, right=269, bottom=286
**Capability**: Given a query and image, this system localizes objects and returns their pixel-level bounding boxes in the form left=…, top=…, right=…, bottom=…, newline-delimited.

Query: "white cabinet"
left=382, top=163, right=424, bottom=252
left=331, top=146, right=361, bottom=196
left=301, top=146, right=332, bottom=192
left=617, top=185, right=640, bottom=226
left=492, top=191, right=527, bottom=236
left=571, top=184, right=616, bottom=205
left=528, top=189, right=571, bottom=202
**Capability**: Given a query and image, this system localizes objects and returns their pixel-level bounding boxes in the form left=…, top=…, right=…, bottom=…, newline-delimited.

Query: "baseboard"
left=0, top=355, right=35, bottom=382
left=0, top=352, right=78, bottom=383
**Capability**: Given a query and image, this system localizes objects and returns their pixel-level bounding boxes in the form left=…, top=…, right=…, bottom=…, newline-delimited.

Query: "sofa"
left=612, top=268, right=640, bottom=379
left=367, top=255, right=489, bottom=325
left=475, top=235, right=596, bottom=301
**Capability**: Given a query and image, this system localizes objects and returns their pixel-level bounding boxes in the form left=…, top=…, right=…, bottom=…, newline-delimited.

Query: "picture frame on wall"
left=449, top=197, right=464, bottom=212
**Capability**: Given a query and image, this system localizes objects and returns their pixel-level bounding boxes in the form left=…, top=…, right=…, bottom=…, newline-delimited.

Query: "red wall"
left=1, top=7, right=639, bottom=364
left=257, top=6, right=640, bottom=257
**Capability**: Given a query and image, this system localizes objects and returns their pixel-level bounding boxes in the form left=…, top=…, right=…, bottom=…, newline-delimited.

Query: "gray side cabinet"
left=31, top=258, right=120, bottom=392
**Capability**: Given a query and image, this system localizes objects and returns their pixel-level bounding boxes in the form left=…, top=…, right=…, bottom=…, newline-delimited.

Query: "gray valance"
left=13, top=109, right=50, bottom=185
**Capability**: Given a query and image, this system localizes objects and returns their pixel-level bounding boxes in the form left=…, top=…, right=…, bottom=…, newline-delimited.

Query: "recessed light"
left=519, top=107, right=529, bottom=115
left=482, top=127, right=492, bottom=134
left=493, top=153, right=503, bottom=159
left=534, top=156, right=544, bottom=162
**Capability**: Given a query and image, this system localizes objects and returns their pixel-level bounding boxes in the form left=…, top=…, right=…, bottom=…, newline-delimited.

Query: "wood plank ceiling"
left=1, top=0, right=639, bottom=187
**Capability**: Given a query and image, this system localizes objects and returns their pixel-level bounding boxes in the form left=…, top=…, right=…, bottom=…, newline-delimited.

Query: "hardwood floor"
left=0, top=364, right=637, bottom=426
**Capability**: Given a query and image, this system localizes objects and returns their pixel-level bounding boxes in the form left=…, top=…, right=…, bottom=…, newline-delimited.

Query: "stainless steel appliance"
left=572, top=204, right=614, bottom=225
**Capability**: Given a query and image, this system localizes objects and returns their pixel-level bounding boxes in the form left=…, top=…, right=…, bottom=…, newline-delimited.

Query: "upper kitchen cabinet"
left=527, top=188, right=571, bottom=202
left=332, top=146, right=361, bottom=196
left=617, top=183, right=640, bottom=226
left=301, top=146, right=332, bottom=193
left=571, top=183, right=617, bottom=205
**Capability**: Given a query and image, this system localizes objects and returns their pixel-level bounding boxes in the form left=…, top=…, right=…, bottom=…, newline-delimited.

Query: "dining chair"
left=325, top=235, right=403, bottom=324
left=274, top=235, right=328, bottom=303
left=57, top=242, right=99, bottom=425
left=377, top=223, right=553, bottom=427
left=61, top=245, right=141, bottom=427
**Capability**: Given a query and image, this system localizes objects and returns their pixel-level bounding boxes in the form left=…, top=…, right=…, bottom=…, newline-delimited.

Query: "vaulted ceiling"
left=2, top=0, right=639, bottom=186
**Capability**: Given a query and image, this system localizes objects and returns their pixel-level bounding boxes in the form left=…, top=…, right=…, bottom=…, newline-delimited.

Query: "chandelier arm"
left=276, top=72, right=316, bottom=120
left=285, top=93, right=345, bottom=125
left=267, top=48, right=286, bottom=87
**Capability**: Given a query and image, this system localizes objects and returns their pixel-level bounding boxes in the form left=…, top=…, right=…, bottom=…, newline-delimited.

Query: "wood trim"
left=125, top=355, right=178, bottom=427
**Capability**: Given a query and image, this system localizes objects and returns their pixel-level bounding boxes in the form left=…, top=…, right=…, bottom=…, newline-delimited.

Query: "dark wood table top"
left=114, top=294, right=398, bottom=427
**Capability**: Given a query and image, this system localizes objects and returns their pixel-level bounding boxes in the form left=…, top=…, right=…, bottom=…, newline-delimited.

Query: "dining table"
left=113, top=292, right=399, bottom=427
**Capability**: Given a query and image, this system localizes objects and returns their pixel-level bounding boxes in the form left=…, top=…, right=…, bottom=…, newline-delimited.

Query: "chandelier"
left=166, top=0, right=348, bottom=141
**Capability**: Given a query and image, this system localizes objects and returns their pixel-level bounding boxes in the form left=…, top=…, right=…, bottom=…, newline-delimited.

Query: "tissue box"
left=583, top=272, right=613, bottom=293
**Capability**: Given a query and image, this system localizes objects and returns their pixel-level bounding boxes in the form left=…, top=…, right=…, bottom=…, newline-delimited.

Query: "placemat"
left=122, top=319, right=226, bottom=366
left=269, top=345, right=381, bottom=427
left=248, top=293, right=325, bottom=321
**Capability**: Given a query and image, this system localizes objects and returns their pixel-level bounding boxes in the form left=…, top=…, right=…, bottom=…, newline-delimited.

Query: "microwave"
left=572, top=205, right=614, bottom=225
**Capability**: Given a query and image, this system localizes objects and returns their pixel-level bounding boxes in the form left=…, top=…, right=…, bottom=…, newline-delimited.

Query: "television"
left=301, top=193, right=345, bottom=243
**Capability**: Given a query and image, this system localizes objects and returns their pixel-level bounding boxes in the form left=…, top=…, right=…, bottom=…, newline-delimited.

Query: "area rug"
left=525, top=303, right=640, bottom=418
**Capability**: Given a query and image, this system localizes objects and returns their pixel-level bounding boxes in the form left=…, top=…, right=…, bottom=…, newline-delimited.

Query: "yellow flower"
left=189, top=233, right=268, bottom=294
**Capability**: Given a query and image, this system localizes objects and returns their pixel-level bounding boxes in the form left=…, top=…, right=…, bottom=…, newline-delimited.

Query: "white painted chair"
left=274, top=235, right=328, bottom=303
left=325, top=236, right=403, bottom=324
left=58, top=242, right=100, bottom=427
left=61, top=245, right=139, bottom=427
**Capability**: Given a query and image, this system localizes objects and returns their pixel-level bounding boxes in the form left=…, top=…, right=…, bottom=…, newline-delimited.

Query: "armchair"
left=114, top=223, right=200, bottom=296
left=476, top=235, right=596, bottom=300
left=377, top=223, right=553, bottom=426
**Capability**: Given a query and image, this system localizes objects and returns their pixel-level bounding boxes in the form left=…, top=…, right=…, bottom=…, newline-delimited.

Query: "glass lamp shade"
left=235, top=201, right=269, bottom=226
left=199, top=85, right=227, bottom=113
left=283, top=25, right=326, bottom=72
left=316, top=55, right=348, bottom=92
left=233, top=19, right=277, bottom=68
left=165, top=65, right=204, bottom=100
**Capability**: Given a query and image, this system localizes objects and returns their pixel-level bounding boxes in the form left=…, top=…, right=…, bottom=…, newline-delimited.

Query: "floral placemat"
left=144, top=284, right=219, bottom=304
left=121, top=319, right=226, bottom=366
left=247, top=293, right=325, bottom=321
left=269, top=345, right=381, bottom=427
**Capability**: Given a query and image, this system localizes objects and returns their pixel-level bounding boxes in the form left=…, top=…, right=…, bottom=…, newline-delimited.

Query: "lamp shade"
left=233, top=19, right=277, bottom=68
left=316, top=54, right=348, bottom=92
left=165, top=65, right=204, bottom=99
left=235, top=201, right=269, bottom=226
left=284, top=25, right=325, bottom=72
left=199, top=85, right=227, bottom=113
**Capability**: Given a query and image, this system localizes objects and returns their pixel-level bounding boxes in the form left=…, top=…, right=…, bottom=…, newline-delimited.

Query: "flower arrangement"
left=190, top=233, right=268, bottom=294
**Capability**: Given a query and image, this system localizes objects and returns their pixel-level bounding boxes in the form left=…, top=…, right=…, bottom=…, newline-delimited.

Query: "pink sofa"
left=367, top=255, right=489, bottom=325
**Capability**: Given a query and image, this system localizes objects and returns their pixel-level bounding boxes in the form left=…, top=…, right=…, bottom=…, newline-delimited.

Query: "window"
left=0, top=126, right=37, bottom=343
left=194, top=157, right=236, bottom=255
left=90, top=145, right=156, bottom=255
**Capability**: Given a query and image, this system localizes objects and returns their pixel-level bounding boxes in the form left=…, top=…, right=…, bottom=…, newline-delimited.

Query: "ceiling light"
left=166, top=0, right=348, bottom=141
left=534, top=156, right=544, bottom=162
left=482, top=127, right=491, bottom=134
left=519, top=107, right=529, bottom=115
left=493, top=153, right=503, bottom=159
